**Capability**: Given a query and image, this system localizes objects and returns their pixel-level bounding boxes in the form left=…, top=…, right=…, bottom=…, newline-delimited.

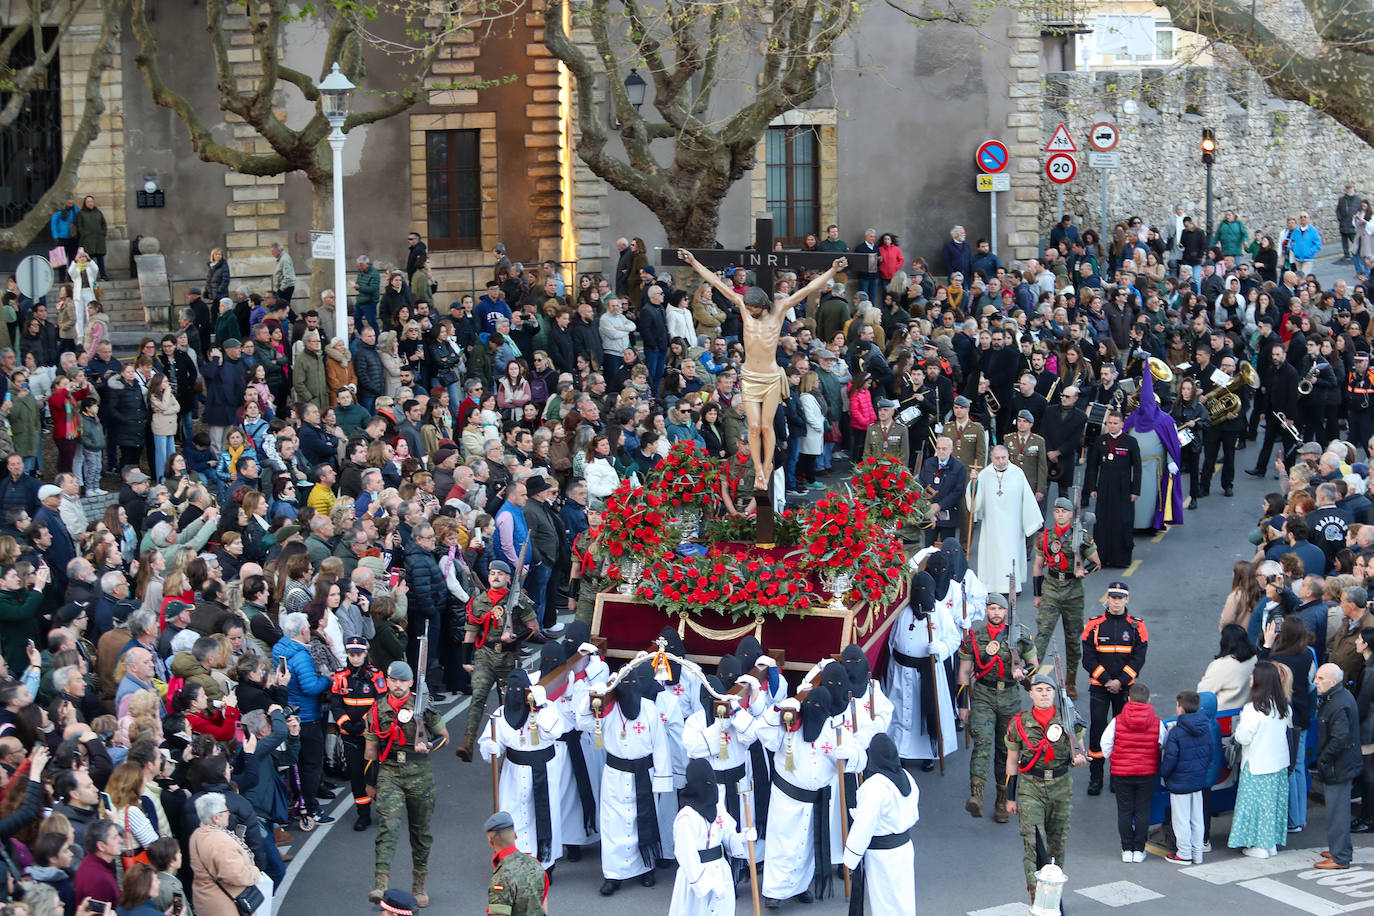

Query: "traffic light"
left=1201, top=128, right=1216, bottom=165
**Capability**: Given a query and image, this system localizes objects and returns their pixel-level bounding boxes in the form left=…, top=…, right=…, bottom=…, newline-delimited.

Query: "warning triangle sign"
left=1046, top=124, right=1077, bottom=153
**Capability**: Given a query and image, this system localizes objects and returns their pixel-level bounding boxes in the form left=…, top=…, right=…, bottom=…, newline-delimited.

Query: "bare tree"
left=128, top=0, right=520, bottom=295
left=1157, top=0, right=1374, bottom=145
left=544, top=0, right=859, bottom=247
left=0, top=0, right=127, bottom=251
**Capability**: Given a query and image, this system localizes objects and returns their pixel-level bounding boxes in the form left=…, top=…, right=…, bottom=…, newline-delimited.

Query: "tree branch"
left=882, top=0, right=984, bottom=25
left=0, top=0, right=125, bottom=251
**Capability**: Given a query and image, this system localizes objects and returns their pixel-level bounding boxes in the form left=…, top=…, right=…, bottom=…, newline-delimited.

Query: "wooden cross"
left=657, top=213, right=874, bottom=297
left=658, top=214, right=876, bottom=547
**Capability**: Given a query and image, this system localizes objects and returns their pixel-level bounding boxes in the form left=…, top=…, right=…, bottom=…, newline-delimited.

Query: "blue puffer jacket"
left=1160, top=709, right=1213, bottom=793
left=272, top=636, right=332, bottom=723
left=1198, top=692, right=1224, bottom=786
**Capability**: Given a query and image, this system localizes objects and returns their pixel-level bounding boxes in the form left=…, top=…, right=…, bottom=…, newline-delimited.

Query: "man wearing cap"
left=366, top=659, right=448, bottom=906
left=331, top=634, right=386, bottom=831
left=1081, top=581, right=1149, bottom=795
left=948, top=394, right=987, bottom=475
left=35, top=484, right=73, bottom=588
left=957, top=592, right=1035, bottom=822
left=1346, top=350, right=1374, bottom=456
left=458, top=560, right=539, bottom=761
left=1006, top=409, right=1048, bottom=507
left=484, top=810, right=549, bottom=915
left=863, top=398, right=909, bottom=466
left=1004, top=671, right=1085, bottom=899
left=919, top=436, right=968, bottom=548
left=1032, top=499, right=1099, bottom=699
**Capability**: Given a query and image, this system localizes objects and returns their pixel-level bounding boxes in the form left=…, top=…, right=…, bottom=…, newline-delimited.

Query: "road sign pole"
left=1205, top=162, right=1214, bottom=240
left=1100, top=168, right=1109, bottom=255
left=990, top=191, right=998, bottom=257
left=1056, top=184, right=1064, bottom=226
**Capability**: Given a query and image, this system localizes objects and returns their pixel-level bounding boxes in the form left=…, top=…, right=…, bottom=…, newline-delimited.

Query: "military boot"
left=413, top=870, right=429, bottom=908
left=1087, top=758, right=1104, bottom=796
left=965, top=778, right=984, bottom=818
left=456, top=733, right=475, bottom=762
left=993, top=785, right=1009, bottom=823
left=368, top=870, right=389, bottom=903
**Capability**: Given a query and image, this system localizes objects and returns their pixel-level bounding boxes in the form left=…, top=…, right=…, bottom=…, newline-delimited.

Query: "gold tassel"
left=528, top=695, right=540, bottom=744
left=592, top=697, right=603, bottom=750
left=719, top=727, right=729, bottom=761
left=783, top=710, right=796, bottom=771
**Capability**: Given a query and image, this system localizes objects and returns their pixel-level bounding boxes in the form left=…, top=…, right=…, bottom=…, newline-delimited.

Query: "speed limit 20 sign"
left=1046, top=153, right=1077, bottom=184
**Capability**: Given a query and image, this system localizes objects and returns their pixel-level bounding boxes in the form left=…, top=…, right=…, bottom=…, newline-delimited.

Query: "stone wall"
left=1039, top=67, right=1368, bottom=244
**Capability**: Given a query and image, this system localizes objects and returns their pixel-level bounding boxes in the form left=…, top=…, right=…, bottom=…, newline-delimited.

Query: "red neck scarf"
left=466, top=588, right=510, bottom=648
left=370, top=691, right=411, bottom=760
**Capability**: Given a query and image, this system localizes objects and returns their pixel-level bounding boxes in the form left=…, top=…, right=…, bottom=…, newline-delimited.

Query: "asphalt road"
left=280, top=254, right=1374, bottom=914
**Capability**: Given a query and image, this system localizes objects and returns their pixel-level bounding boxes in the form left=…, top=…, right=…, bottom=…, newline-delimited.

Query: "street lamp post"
left=320, top=62, right=355, bottom=343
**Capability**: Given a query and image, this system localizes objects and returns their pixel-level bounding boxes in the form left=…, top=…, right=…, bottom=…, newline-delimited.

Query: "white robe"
left=971, top=462, right=1043, bottom=592
left=885, top=602, right=960, bottom=761
left=551, top=676, right=603, bottom=845
left=576, top=693, right=673, bottom=880
left=478, top=701, right=568, bottom=869
left=650, top=689, right=688, bottom=859
left=757, top=713, right=865, bottom=901
left=842, top=771, right=920, bottom=916
left=683, top=705, right=763, bottom=855
left=956, top=571, right=988, bottom=625
left=669, top=802, right=750, bottom=916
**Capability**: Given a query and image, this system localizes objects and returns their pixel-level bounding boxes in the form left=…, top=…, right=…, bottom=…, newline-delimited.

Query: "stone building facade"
left=1037, top=66, right=1366, bottom=248
left=7, top=0, right=1370, bottom=333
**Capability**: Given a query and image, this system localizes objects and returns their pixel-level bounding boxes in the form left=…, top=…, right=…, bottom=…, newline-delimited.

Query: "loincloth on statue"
left=740, top=364, right=788, bottom=404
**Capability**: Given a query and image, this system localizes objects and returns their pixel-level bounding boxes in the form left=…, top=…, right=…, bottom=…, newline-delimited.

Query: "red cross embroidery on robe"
left=631, top=721, right=647, bottom=734
left=819, top=741, right=833, bottom=754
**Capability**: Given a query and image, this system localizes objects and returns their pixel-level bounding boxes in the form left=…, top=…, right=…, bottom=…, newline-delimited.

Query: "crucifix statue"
left=665, top=215, right=866, bottom=545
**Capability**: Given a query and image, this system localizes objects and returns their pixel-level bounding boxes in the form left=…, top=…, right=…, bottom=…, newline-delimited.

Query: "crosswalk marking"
left=967, top=904, right=1031, bottom=916
left=1238, top=877, right=1364, bottom=915
left=1074, top=879, right=1164, bottom=907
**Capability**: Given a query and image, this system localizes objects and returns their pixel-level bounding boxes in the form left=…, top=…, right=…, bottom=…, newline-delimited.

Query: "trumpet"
left=1272, top=411, right=1302, bottom=443
left=1298, top=362, right=1320, bottom=397
left=985, top=388, right=1001, bottom=415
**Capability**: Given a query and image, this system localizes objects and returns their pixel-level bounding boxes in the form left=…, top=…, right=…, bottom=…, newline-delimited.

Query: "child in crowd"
left=1102, top=682, right=1165, bottom=862
left=1162, top=690, right=1216, bottom=864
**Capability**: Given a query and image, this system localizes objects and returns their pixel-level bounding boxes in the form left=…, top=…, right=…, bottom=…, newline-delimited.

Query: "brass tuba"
left=1200, top=361, right=1259, bottom=423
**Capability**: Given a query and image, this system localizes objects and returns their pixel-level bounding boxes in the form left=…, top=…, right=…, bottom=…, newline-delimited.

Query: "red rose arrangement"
left=848, top=455, right=931, bottom=529
left=593, top=443, right=911, bottom=620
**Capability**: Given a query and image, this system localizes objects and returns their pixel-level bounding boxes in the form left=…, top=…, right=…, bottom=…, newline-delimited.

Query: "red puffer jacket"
left=1109, top=700, right=1161, bottom=776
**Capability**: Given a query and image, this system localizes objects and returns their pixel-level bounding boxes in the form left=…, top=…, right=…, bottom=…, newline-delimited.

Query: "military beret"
left=484, top=810, right=515, bottom=832
left=387, top=661, right=414, bottom=680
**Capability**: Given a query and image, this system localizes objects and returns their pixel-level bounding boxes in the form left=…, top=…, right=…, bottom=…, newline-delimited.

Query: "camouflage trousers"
left=574, top=574, right=603, bottom=625
left=465, top=644, right=519, bottom=740
left=1034, top=578, right=1085, bottom=677
left=969, top=682, right=1021, bottom=788
left=1016, top=770, right=1073, bottom=892
left=374, top=758, right=436, bottom=874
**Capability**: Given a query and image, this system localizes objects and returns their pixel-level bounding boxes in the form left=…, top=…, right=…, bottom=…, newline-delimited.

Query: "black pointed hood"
left=680, top=758, right=719, bottom=824
left=636, top=667, right=664, bottom=702
left=910, top=570, right=937, bottom=620
left=820, top=665, right=851, bottom=716
left=700, top=674, right=727, bottom=718
left=735, top=636, right=778, bottom=695
left=614, top=670, right=643, bottom=721
left=562, top=620, right=592, bottom=657
left=940, top=537, right=968, bottom=581
left=800, top=687, right=831, bottom=743
left=839, top=644, right=870, bottom=698
left=715, top=654, right=743, bottom=686
left=925, top=549, right=952, bottom=599
left=504, top=668, right=531, bottom=729
left=864, top=733, right=912, bottom=796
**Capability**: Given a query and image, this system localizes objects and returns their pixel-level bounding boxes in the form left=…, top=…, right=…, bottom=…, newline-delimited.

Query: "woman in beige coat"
left=149, top=373, right=181, bottom=484
left=189, top=793, right=268, bottom=916
left=323, top=337, right=357, bottom=406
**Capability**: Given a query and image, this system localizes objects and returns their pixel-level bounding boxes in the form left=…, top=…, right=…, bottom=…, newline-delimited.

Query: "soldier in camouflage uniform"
left=958, top=592, right=1035, bottom=824
left=456, top=559, right=538, bottom=760
left=1032, top=497, right=1099, bottom=699
left=365, top=660, right=448, bottom=907
left=483, top=810, right=549, bottom=916
left=1005, top=672, right=1086, bottom=899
